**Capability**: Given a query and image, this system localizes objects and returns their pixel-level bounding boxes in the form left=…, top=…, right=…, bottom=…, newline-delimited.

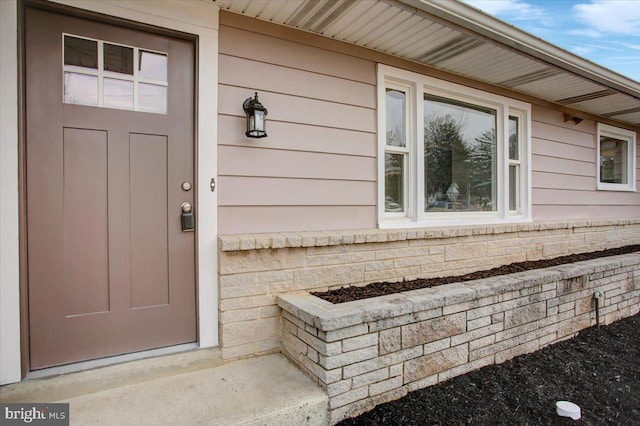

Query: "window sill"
left=596, top=183, right=636, bottom=192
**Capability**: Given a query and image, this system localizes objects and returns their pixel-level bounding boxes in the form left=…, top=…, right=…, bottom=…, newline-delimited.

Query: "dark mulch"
left=338, top=313, right=640, bottom=426
left=313, top=245, right=640, bottom=304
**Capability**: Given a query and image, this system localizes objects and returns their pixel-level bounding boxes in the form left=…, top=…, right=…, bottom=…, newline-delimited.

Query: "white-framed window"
left=63, top=34, right=168, bottom=114
left=596, top=123, right=636, bottom=192
left=377, top=64, right=531, bottom=228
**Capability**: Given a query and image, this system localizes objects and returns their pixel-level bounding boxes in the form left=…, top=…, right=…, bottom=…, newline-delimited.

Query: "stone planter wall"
left=218, top=219, right=640, bottom=359
left=277, top=253, right=640, bottom=424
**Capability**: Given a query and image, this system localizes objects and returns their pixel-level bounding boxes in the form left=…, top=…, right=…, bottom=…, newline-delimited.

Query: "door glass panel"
left=139, top=51, right=168, bottom=82
left=64, top=72, right=98, bottom=106
left=104, top=78, right=133, bottom=110
left=139, top=84, right=167, bottom=114
left=104, top=43, right=134, bottom=75
left=64, top=36, right=98, bottom=69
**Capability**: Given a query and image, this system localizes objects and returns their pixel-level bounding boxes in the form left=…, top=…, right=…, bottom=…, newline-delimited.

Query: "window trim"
left=377, top=64, right=531, bottom=228
left=596, top=123, right=636, bottom=192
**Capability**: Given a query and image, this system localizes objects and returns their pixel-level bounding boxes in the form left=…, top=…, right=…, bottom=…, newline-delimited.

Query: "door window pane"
left=139, top=84, right=167, bottom=114
left=139, top=51, right=168, bottom=82
left=64, top=72, right=98, bottom=106
left=600, top=137, right=628, bottom=184
left=386, top=89, right=406, bottom=147
left=424, top=95, right=497, bottom=212
left=64, top=36, right=98, bottom=69
left=385, top=153, right=404, bottom=212
left=509, top=116, right=519, bottom=160
left=103, top=78, right=133, bottom=110
left=104, top=43, right=134, bottom=75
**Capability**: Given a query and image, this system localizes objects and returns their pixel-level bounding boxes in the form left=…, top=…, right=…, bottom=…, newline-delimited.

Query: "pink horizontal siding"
left=218, top=13, right=639, bottom=234
left=218, top=17, right=377, bottom=233
left=218, top=206, right=376, bottom=235
left=531, top=105, right=640, bottom=220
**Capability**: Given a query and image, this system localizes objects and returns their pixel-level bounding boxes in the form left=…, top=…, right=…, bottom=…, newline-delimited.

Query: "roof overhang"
left=215, top=0, right=640, bottom=128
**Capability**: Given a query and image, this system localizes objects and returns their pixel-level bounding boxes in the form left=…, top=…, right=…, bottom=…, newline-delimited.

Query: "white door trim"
left=0, top=0, right=21, bottom=386
left=0, top=0, right=220, bottom=384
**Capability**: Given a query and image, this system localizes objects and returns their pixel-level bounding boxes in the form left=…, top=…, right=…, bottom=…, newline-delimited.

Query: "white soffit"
left=215, top=0, right=640, bottom=127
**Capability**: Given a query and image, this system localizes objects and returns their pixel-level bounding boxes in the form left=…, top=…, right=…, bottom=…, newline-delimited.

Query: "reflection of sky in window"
left=64, top=72, right=98, bottom=106
left=386, top=89, right=405, bottom=147
left=139, top=51, right=167, bottom=82
left=424, top=98, right=496, bottom=147
left=104, top=78, right=134, bottom=110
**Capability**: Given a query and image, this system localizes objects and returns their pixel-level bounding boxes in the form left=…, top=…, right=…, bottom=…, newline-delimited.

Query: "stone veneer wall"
left=217, top=219, right=640, bottom=359
left=277, top=253, right=640, bottom=424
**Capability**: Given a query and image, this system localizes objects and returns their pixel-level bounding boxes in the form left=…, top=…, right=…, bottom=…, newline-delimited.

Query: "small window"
left=597, top=123, right=636, bottom=192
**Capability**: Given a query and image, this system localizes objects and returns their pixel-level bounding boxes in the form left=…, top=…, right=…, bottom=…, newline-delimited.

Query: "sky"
left=461, top=0, right=640, bottom=82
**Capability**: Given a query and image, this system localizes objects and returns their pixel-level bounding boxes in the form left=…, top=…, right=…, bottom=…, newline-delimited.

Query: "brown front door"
left=25, top=7, right=196, bottom=370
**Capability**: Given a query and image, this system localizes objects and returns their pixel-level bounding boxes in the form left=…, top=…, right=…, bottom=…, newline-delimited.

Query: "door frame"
left=1, top=0, right=219, bottom=383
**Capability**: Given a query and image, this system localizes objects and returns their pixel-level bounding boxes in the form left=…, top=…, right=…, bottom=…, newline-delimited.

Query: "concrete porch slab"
left=1, top=353, right=328, bottom=426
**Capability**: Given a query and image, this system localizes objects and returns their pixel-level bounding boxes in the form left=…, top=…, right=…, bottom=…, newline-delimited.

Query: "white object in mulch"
left=556, top=401, right=581, bottom=420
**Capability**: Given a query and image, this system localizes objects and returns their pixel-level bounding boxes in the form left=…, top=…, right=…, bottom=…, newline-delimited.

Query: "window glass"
left=63, top=72, right=98, bottom=106
left=103, top=78, right=134, bottom=110
left=139, top=51, right=168, bottom=82
left=139, top=84, right=167, bottom=114
left=385, top=153, right=404, bottom=212
left=104, top=43, right=134, bottom=75
left=64, top=36, right=98, bottom=69
left=599, top=136, right=628, bottom=184
left=509, top=164, right=518, bottom=211
left=424, top=95, right=497, bottom=213
left=509, top=116, right=519, bottom=160
left=386, top=89, right=406, bottom=147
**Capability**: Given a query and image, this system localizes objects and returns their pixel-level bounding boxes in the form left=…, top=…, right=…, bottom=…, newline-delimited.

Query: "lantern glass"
left=243, top=92, right=268, bottom=138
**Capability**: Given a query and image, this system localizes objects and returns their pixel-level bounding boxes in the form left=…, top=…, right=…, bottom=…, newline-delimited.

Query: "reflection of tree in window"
left=600, top=137, right=627, bottom=184
left=424, top=96, right=496, bottom=212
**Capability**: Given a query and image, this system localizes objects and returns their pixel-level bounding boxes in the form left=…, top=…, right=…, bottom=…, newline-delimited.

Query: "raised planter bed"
left=277, top=253, right=640, bottom=425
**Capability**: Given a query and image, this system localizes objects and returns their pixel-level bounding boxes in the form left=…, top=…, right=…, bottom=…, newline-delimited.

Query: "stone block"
left=438, top=354, right=494, bottom=382
left=321, top=324, right=369, bottom=342
left=423, top=337, right=451, bottom=355
left=220, top=308, right=260, bottom=324
left=379, top=328, right=401, bottom=355
left=401, top=312, right=466, bottom=348
left=404, top=345, right=468, bottom=383
left=220, top=248, right=305, bottom=274
left=221, top=317, right=280, bottom=347
left=445, top=242, right=487, bottom=261
left=300, top=356, right=343, bottom=384
left=220, top=284, right=267, bottom=299
left=343, top=347, right=423, bottom=379
left=352, top=367, right=389, bottom=388
left=298, top=328, right=342, bottom=356
left=558, top=276, right=588, bottom=295
left=329, top=386, right=369, bottom=410
left=495, top=340, right=539, bottom=364
left=343, top=334, right=379, bottom=353
left=504, top=301, right=546, bottom=329
left=318, top=346, right=378, bottom=370
left=294, top=264, right=364, bottom=290
left=324, top=379, right=353, bottom=397
left=369, top=376, right=403, bottom=396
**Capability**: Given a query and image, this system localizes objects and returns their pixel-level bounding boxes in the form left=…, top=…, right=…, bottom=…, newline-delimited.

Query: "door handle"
left=181, top=202, right=194, bottom=232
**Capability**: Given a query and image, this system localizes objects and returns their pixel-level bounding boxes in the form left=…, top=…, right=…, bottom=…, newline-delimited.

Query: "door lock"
left=181, top=202, right=194, bottom=232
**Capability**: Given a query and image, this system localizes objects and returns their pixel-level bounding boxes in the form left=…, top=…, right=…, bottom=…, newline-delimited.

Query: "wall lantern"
left=243, top=92, right=268, bottom=138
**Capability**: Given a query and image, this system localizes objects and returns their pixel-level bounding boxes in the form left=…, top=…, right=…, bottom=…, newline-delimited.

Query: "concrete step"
left=1, top=352, right=329, bottom=426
